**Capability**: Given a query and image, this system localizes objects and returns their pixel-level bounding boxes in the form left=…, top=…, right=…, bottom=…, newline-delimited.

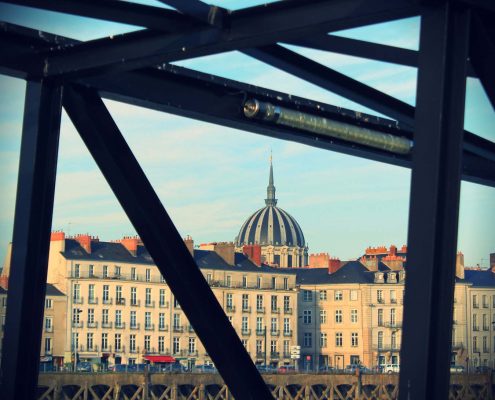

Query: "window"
left=88, top=284, right=95, bottom=302
left=284, top=296, right=290, bottom=311
left=173, top=337, right=180, bottom=354
left=284, top=340, right=290, bottom=355
left=271, top=295, right=278, bottom=311
left=378, top=309, right=383, bottom=326
left=72, top=308, right=81, bottom=324
left=242, top=316, right=248, bottom=332
left=271, top=317, right=278, bottom=332
left=303, top=332, right=312, bottom=347
left=103, top=285, right=109, bottom=302
left=130, top=311, right=137, bottom=328
left=320, top=310, right=327, bottom=324
left=242, top=339, right=248, bottom=348
left=116, top=286, right=122, bottom=302
left=158, top=336, right=165, bottom=353
left=242, top=294, right=249, bottom=310
left=303, top=310, right=312, bottom=324
left=114, top=266, right=121, bottom=277
left=473, top=336, right=478, bottom=351
left=225, top=275, right=232, bottom=287
left=160, top=274, right=166, bottom=283
left=256, top=295, right=263, bottom=311
left=144, top=335, right=151, bottom=352
left=334, top=290, right=343, bottom=301
left=146, top=269, right=151, bottom=282
left=87, top=332, right=94, bottom=350
left=283, top=277, right=288, bottom=290
left=160, top=289, right=166, bottom=307
left=189, top=337, right=196, bottom=353
left=256, top=317, right=263, bottom=332
left=473, top=314, right=478, bottom=330
left=173, top=313, right=181, bottom=329
left=45, top=299, right=52, bottom=309
left=351, top=309, right=358, bottom=323
left=88, top=309, right=94, bottom=324
left=257, top=276, right=262, bottom=289
left=270, top=340, right=277, bottom=353
left=483, top=314, right=488, bottom=330
left=131, top=267, right=136, bottom=280
left=335, top=310, right=343, bottom=323
left=89, top=264, right=94, bottom=276
left=335, top=332, right=343, bottom=347
left=319, top=290, right=327, bottom=300
left=45, top=317, right=53, bottom=331
left=73, top=263, right=80, bottom=278
left=283, top=317, right=290, bottom=334
left=103, top=265, right=108, bottom=278
left=101, top=333, right=108, bottom=350
left=256, top=339, right=263, bottom=354
left=73, top=283, right=80, bottom=301
left=390, top=309, right=396, bottom=325
left=159, top=313, right=165, bottom=330
left=242, top=275, right=247, bottom=288
left=145, top=312, right=151, bottom=328
left=350, top=290, right=358, bottom=301
left=115, top=310, right=123, bottom=327
left=320, top=333, right=327, bottom=348
left=226, top=293, right=233, bottom=309
left=174, top=297, right=180, bottom=308
left=351, top=332, right=358, bottom=347
left=377, top=290, right=383, bottom=303
left=271, top=277, right=276, bottom=289
left=44, top=338, right=51, bottom=354
left=115, top=334, right=121, bottom=351
left=391, top=331, right=397, bottom=349
left=72, top=333, right=79, bottom=350
left=130, top=334, right=136, bottom=352
left=206, top=273, right=212, bottom=283
left=390, top=290, right=397, bottom=303
left=473, top=295, right=478, bottom=307
left=131, top=287, right=137, bottom=305
left=102, top=309, right=109, bottom=324
left=377, top=331, right=383, bottom=349
left=303, top=290, right=313, bottom=302
left=146, top=288, right=152, bottom=306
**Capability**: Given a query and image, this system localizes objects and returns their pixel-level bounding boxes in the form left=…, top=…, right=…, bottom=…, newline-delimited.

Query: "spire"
left=265, top=151, right=277, bottom=206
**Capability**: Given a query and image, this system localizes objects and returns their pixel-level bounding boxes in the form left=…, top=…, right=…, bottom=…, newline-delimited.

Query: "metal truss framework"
left=0, top=1, right=493, bottom=399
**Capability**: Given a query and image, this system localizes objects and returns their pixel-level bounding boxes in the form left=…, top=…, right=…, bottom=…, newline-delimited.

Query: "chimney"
left=121, top=236, right=141, bottom=256
left=0, top=275, right=8, bottom=289
left=456, top=251, right=465, bottom=279
left=309, top=253, right=330, bottom=269
left=328, top=257, right=342, bottom=274
left=389, top=245, right=397, bottom=256
left=183, top=235, right=194, bottom=257
left=400, top=244, right=408, bottom=254
left=490, top=252, right=495, bottom=271
left=50, top=231, right=65, bottom=241
left=200, top=242, right=235, bottom=266
left=361, top=255, right=378, bottom=271
left=382, top=254, right=405, bottom=271
left=243, top=245, right=261, bottom=266
left=74, top=234, right=92, bottom=254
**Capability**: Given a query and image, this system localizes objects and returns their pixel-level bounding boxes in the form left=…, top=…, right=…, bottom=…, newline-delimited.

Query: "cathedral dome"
left=235, top=157, right=306, bottom=248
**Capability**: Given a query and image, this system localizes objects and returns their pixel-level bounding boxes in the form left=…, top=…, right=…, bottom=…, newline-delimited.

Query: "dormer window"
left=388, top=272, right=397, bottom=283
left=375, top=272, right=384, bottom=283
left=399, top=271, right=406, bottom=282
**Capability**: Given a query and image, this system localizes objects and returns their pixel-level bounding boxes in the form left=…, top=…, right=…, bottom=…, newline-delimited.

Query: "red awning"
left=143, top=355, right=176, bottom=363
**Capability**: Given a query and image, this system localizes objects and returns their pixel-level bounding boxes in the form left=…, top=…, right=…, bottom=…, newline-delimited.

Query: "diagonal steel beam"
left=0, top=80, right=62, bottom=400
left=399, top=3, right=470, bottom=398
left=30, top=0, right=419, bottom=78
left=62, top=85, right=273, bottom=400
left=0, top=0, right=195, bottom=32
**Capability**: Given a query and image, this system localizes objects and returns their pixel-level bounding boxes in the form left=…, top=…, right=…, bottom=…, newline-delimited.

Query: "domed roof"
left=235, top=157, right=306, bottom=248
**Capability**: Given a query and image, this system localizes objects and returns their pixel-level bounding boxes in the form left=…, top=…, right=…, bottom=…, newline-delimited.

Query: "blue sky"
left=0, top=1, right=493, bottom=267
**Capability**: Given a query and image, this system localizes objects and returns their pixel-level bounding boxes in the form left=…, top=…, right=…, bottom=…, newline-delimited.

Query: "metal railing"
left=130, top=323, right=140, bottom=330
left=241, top=329, right=251, bottom=336
left=283, top=330, right=292, bottom=337
left=158, top=324, right=169, bottom=332
left=145, top=300, right=155, bottom=308
left=226, top=305, right=236, bottom=313
left=88, top=297, right=98, bottom=305
left=102, top=297, right=113, bottom=305
left=130, top=299, right=141, bottom=307
left=242, top=306, right=251, bottom=313
left=145, top=324, right=155, bottom=331
left=87, top=321, right=98, bottom=329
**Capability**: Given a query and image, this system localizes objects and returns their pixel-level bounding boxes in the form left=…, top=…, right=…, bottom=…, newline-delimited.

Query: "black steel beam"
left=243, top=44, right=416, bottom=127
left=0, top=80, right=62, bottom=400
left=62, top=85, right=273, bottom=400
left=158, top=0, right=226, bottom=28
left=399, top=3, right=470, bottom=399
left=0, top=0, right=195, bottom=32
left=33, top=0, right=419, bottom=78
left=470, top=11, right=495, bottom=109
left=285, top=34, right=477, bottom=77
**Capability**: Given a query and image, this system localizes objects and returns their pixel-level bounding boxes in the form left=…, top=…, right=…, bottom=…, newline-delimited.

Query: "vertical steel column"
left=0, top=81, right=62, bottom=400
left=399, top=3, right=469, bottom=399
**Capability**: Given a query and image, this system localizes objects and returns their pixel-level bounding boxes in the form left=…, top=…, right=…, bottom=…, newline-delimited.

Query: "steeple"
left=265, top=151, right=277, bottom=206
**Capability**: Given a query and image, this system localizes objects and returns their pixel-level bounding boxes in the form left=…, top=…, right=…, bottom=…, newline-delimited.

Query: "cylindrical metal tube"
left=243, top=99, right=413, bottom=155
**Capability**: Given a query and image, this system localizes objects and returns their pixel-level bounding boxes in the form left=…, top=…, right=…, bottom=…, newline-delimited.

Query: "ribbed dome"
left=236, top=205, right=305, bottom=247
left=235, top=156, right=305, bottom=248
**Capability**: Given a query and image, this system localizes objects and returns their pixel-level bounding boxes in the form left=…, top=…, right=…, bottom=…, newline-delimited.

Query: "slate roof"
left=62, top=240, right=296, bottom=276
left=296, top=261, right=375, bottom=285
left=46, top=284, right=65, bottom=296
left=463, top=269, right=495, bottom=287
